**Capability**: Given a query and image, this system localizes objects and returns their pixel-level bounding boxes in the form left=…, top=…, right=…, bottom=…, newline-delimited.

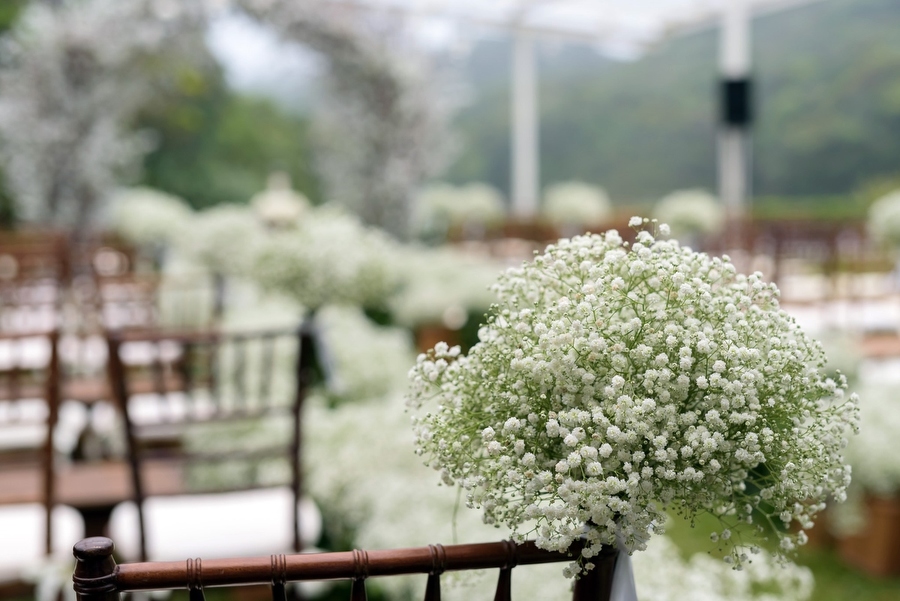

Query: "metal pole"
left=718, top=0, right=753, bottom=235
left=511, top=27, right=539, bottom=219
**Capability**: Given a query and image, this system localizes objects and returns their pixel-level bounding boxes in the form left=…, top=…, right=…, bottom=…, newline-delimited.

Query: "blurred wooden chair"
left=104, top=323, right=322, bottom=562
left=67, top=232, right=223, bottom=334
left=72, top=536, right=617, bottom=601
left=0, top=329, right=86, bottom=594
left=0, top=229, right=69, bottom=334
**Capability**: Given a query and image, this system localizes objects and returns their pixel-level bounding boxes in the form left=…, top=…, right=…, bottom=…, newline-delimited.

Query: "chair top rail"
left=74, top=537, right=613, bottom=593
left=109, top=324, right=311, bottom=345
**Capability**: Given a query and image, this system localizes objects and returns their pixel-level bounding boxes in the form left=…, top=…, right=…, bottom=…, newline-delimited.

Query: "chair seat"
left=108, top=488, right=323, bottom=561
left=0, top=504, right=84, bottom=579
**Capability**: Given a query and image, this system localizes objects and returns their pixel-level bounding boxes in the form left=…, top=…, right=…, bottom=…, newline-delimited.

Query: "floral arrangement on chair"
left=108, top=187, right=193, bottom=248
left=181, top=204, right=268, bottom=277
left=252, top=206, right=402, bottom=312
left=250, top=171, right=311, bottom=229
left=541, top=181, right=612, bottom=229
left=413, top=182, right=506, bottom=240
left=407, top=218, right=858, bottom=576
left=652, top=189, right=725, bottom=242
left=866, top=189, right=900, bottom=250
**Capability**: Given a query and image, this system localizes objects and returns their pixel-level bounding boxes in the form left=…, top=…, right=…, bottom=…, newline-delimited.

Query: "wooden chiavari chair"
left=104, top=323, right=322, bottom=562
left=0, top=329, right=85, bottom=594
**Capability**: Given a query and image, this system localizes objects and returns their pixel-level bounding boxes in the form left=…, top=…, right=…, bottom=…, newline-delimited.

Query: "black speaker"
left=720, top=78, right=753, bottom=126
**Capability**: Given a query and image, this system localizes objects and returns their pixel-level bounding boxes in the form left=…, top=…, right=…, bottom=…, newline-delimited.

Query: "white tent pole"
left=718, top=0, right=752, bottom=225
left=511, top=26, right=539, bottom=219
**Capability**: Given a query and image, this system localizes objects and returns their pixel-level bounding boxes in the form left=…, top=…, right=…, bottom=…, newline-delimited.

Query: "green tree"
left=136, top=64, right=320, bottom=209
left=0, top=0, right=28, bottom=227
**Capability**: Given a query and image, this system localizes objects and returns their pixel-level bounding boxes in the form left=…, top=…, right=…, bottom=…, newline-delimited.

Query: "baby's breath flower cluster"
left=413, top=182, right=506, bottom=237
left=252, top=206, right=401, bottom=311
left=180, top=204, right=268, bottom=277
left=408, top=219, right=859, bottom=573
left=541, top=181, right=612, bottom=227
left=250, top=172, right=310, bottom=228
left=108, top=187, right=193, bottom=247
left=866, top=189, right=900, bottom=249
left=388, top=246, right=502, bottom=329
left=652, top=189, right=725, bottom=239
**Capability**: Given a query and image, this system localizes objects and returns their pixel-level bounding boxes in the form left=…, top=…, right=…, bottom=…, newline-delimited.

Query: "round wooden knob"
left=74, top=537, right=115, bottom=560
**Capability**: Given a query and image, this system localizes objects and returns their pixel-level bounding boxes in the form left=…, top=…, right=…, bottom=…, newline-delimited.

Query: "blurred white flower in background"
left=866, top=189, right=900, bottom=250
left=413, top=182, right=506, bottom=240
left=652, top=189, right=725, bottom=241
left=0, top=0, right=207, bottom=227
left=181, top=204, right=268, bottom=277
left=107, top=187, right=193, bottom=248
left=541, top=181, right=612, bottom=228
left=250, top=171, right=310, bottom=228
left=633, top=535, right=814, bottom=601
left=237, top=0, right=456, bottom=239
left=389, top=246, right=502, bottom=329
left=315, top=305, right=415, bottom=405
left=252, top=205, right=402, bottom=311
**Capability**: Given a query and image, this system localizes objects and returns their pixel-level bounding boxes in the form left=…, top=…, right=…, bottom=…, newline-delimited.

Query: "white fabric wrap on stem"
left=610, top=530, right=638, bottom=601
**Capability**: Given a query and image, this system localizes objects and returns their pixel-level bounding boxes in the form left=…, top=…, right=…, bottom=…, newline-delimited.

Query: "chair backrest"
left=72, top=536, right=617, bottom=601
left=105, top=323, right=318, bottom=561
left=0, top=329, right=61, bottom=554
left=88, top=272, right=223, bottom=332
left=0, top=230, right=70, bottom=282
left=0, top=232, right=69, bottom=334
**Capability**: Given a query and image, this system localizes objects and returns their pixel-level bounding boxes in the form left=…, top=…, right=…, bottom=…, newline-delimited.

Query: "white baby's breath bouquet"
left=108, top=187, right=193, bottom=247
left=180, top=204, right=268, bottom=277
left=408, top=217, right=858, bottom=575
left=542, top=181, right=611, bottom=227
left=252, top=206, right=401, bottom=311
left=867, top=189, right=900, bottom=250
left=413, top=182, right=506, bottom=237
left=388, top=246, right=502, bottom=329
left=653, top=189, right=725, bottom=239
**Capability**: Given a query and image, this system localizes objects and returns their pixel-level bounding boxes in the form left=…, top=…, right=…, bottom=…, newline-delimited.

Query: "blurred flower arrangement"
left=315, top=305, right=416, bottom=405
left=653, top=190, right=725, bottom=241
left=408, top=219, right=859, bottom=573
left=108, top=187, right=193, bottom=248
left=633, top=535, right=813, bottom=601
left=843, top=384, right=900, bottom=498
left=829, top=382, right=900, bottom=536
left=180, top=204, right=268, bottom=277
left=250, top=172, right=310, bottom=228
left=541, top=181, right=612, bottom=229
left=413, top=182, right=506, bottom=241
left=252, top=206, right=402, bottom=312
left=237, top=0, right=455, bottom=239
left=866, top=189, right=900, bottom=250
left=388, top=247, right=502, bottom=330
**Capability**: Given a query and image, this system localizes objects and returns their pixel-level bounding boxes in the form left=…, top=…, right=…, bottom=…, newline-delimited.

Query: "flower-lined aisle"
left=114, top=194, right=862, bottom=599
left=104, top=180, right=900, bottom=598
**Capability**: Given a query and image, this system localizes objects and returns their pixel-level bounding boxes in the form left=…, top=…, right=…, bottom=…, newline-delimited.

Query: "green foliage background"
left=445, top=0, right=900, bottom=207
left=3, top=0, right=900, bottom=222
left=136, top=64, right=321, bottom=210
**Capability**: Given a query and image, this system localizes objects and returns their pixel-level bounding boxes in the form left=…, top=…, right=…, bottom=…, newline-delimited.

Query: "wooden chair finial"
left=72, top=537, right=118, bottom=601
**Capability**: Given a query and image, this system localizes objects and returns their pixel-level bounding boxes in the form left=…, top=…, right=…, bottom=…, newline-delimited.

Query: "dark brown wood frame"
left=0, top=328, right=61, bottom=555
left=105, top=322, right=318, bottom=562
left=72, top=536, right=617, bottom=601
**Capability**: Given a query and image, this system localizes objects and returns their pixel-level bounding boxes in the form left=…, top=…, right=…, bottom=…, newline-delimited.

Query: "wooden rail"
left=72, top=536, right=618, bottom=600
